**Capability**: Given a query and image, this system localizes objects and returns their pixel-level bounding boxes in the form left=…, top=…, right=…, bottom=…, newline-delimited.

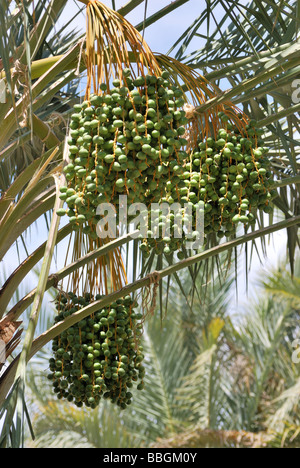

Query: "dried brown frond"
left=85, top=1, right=162, bottom=97
left=0, top=316, right=22, bottom=369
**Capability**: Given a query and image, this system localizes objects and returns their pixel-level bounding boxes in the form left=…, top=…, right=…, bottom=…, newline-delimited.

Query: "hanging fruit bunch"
left=192, top=113, right=275, bottom=234
left=56, top=4, right=226, bottom=242
left=48, top=292, right=145, bottom=409
left=57, top=69, right=190, bottom=234
left=139, top=110, right=276, bottom=258
left=50, top=0, right=277, bottom=410
left=50, top=1, right=176, bottom=411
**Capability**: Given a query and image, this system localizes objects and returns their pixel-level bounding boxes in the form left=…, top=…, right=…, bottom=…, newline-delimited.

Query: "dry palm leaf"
left=85, top=0, right=162, bottom=97
left=62, top=229, right=127, bottom=297
left=0, top=316, right=22, bottom=370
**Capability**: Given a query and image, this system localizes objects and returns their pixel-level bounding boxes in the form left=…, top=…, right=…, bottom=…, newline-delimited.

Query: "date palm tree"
left=23, top=257, right=300, bottom=448
left=0, top=0, right=299, bottom=447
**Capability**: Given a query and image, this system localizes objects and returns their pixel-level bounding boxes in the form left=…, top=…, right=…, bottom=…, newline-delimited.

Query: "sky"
left=1, top=0, right=291, bottom=324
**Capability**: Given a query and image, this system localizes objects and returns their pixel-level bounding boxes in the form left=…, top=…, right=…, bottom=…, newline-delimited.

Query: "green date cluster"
left=48, top=293, right=145, bottom=410
left=57, top=70, right=189, bottom=237
left=139, top=113, right=275, bottom=257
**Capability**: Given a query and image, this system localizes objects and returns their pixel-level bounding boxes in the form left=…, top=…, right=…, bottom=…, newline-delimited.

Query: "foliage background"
left=0, top=0, right=299, bottom=448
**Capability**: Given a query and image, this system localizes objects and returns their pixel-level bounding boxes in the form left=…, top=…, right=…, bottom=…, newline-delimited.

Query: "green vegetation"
left=0, top=0, right=299, bottom=448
